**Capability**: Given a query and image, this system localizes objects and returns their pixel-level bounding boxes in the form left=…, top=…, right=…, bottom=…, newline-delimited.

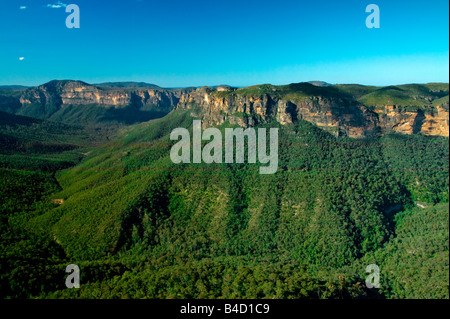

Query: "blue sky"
left=0, top=0, right=448, bottom=87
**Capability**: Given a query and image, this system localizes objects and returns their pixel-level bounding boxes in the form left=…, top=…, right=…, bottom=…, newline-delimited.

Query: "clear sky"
left=0, top=0, right=448, bottom=87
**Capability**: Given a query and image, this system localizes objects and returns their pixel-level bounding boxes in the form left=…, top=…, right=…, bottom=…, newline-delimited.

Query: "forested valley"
left=1, top=107, right=448, bottom=299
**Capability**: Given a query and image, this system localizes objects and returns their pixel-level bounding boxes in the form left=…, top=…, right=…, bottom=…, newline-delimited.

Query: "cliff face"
left=1, top=80, right=448, bottom=137
left=18, top=80, right=188, bottom=111
left=177, top=87, right=379, bottom=138
left=374, top=104, right=449, bottom=137
left=176, top=85, right=449, bottom=138
left=1, top=80, right=195, bottom=125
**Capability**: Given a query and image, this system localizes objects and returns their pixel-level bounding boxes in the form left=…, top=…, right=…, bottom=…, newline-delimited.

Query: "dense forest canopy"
left=0, top=98, right=448, bottom=299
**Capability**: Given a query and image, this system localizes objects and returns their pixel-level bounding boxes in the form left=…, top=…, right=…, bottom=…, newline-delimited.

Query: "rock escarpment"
left=374, top=104, right=449, bottom=137
left=4, top=80, right=193, bottom=122
left=0, top=80, right=448, bottom=137
left=176, top=84, right=449, bottom=138
left=21, top=80, right=188, bottom=110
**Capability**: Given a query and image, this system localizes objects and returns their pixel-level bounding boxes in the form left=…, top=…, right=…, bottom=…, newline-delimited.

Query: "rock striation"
left=18, top=80, right=190, bottom=112
left=176, top=84, right=449, bottom=138
left=0, top=80, right=448, bottom=137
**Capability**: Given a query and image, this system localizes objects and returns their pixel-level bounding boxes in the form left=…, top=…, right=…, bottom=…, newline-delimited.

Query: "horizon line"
left=1, top=79, right=449, bottom=89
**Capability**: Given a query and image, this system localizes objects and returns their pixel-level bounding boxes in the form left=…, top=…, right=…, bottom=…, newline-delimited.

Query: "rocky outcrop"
left=0, top=80, right=195, bottom=125
left=177, top=87, right=379, bottom=138
left=176, top=86, right=449, bottom=138
left=374, top=103, right=449, bottom=137
left=420, top=104, right=449, bottom=137
left=18, top=80, right=189, bottom=112
left=1, top=80, right=448, bottom=137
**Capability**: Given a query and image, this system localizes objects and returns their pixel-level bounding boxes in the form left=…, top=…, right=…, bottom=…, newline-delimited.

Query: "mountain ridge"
left=0, top=80, right=194, bottom=125
left=177, top=82, right=449, bottom=138
left=0, top=80, right=448, bottom=137
left=1, top=80, right=448, bottom=299
left=94, top=82, right=162, bottom=89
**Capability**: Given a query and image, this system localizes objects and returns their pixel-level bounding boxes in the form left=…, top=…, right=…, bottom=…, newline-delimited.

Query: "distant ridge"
left=0, top=79, right=447, bottom=136
left=0, top=80, right=190, bottom=126
left=0, top=85, right=29, bottom=90
left=94, top=82, right=161, bottom=89
left=307, top=81, right=332, bottom=87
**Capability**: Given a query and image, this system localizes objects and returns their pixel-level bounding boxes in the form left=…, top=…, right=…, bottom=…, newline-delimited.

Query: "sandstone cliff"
left=0, top=80, right=194, bottom=124
left=176, top=83, right=449, bottom=138
left=18, top=80, right=189, bottom=112
left=374, top=103, right=449, bottom=137
left=0, top=80, right=448, bottom=137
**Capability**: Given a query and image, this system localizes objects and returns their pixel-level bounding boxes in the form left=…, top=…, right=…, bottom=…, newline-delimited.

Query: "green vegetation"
left=1, top=107, right=447, bottom=299
left=0, top=78, right=448, bottom=301
left=357, top=84, right=449, bottom=108
left=0, top=112, right=112, bottom=298
left=349, top=202, right=449, bottom=299
left=211, top=82, right=449, bottom=110
left=231, top=83, right=349, bottom=103
left=432, top=95, right=449, bottom=107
